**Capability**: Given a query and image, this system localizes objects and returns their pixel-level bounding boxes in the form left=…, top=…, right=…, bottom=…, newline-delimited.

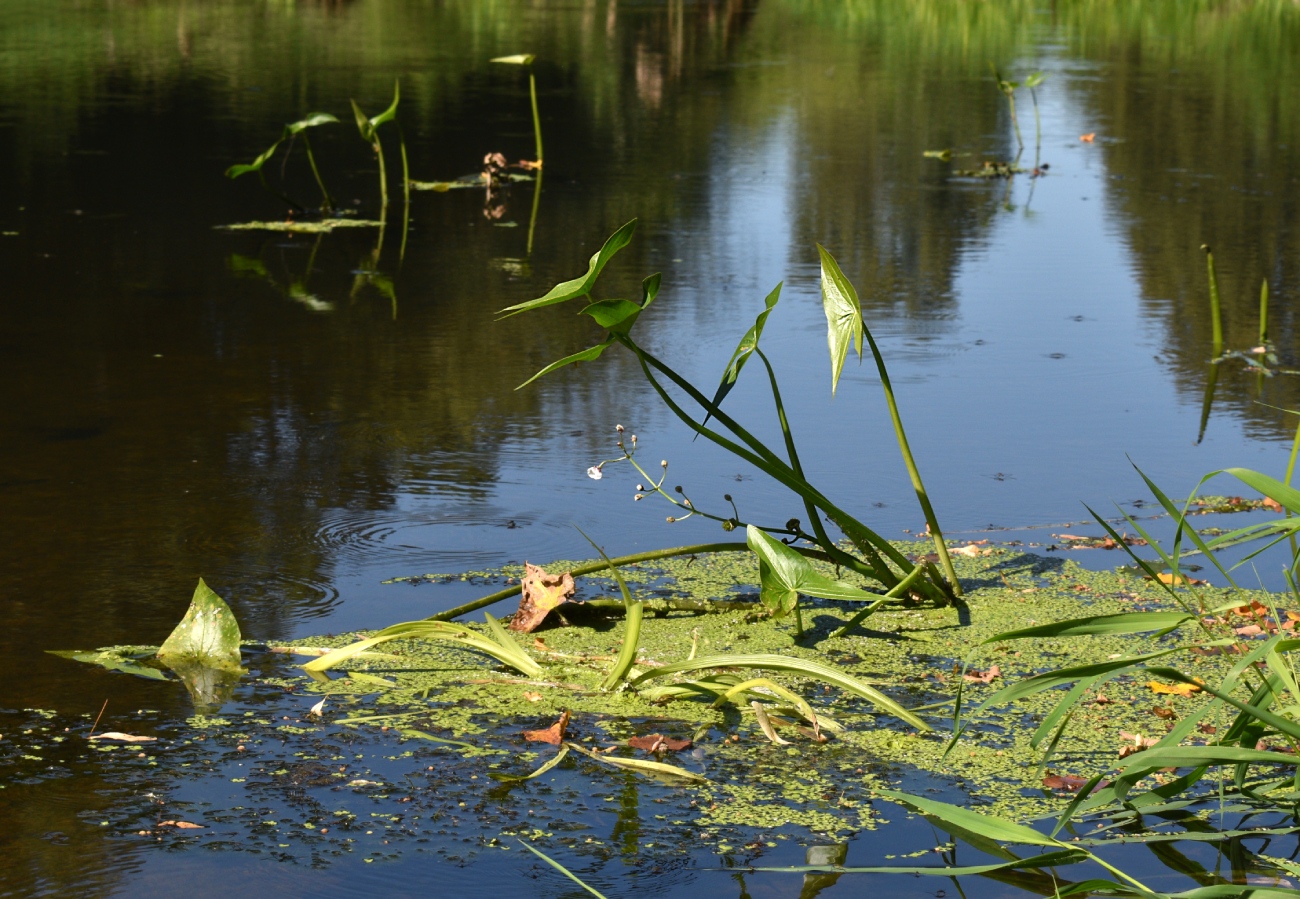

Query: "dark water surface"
left=3, top=1, right=1300, bottom=895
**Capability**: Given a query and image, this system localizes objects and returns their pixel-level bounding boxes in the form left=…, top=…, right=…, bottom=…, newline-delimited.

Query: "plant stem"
left=1203, top=245, right=1223, bottom=358
left=527, top=168, right=543, bottom=256
left=373, top=135, right=388, bottom=221
left=858, top=323, right=962, bottom=595
left=1008, top=92, right=1024, bottom=151
left=528, top=68, right=544, bottom=166
left=1030, top=85, right=1042, bottom=168
left=301, top=133, right=334, bottom=211
left=1259, top=278, right=1269, bottom=346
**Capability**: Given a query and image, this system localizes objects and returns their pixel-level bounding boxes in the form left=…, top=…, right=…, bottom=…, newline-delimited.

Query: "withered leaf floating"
left=509, top=562, right=576, bottom=633
left=628, top=733, right=692, bottom=753
left=523, top=709, right=570, bottom=744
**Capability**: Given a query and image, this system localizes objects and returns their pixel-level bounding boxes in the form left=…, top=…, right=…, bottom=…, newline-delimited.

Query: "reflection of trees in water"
left=1062, top=1, right=1300, bottom=439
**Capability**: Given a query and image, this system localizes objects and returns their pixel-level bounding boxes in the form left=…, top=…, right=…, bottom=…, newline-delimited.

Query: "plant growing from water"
left=989, top=66, right=1044, bottom=163
left=351, top=79, right=407, bottom=223
left=225, top=113, right=340, bottom=212
left=494, top=219, right=960, bottom=624
left=490, top=54, right=544, bottom=169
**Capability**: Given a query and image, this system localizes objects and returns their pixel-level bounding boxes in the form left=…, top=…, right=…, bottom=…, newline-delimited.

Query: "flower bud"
left=587, top=466, right=604, bottom=480
left=666, top=516, right=676, bottom=523
left=616, top=424, right=625, bottom=433
left=674, top=485, right=683, bottom=494
left=660, top=460, right=668, bottom=468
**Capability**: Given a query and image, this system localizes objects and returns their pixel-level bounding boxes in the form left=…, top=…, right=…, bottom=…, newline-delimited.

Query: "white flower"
left=587, top=466, right=604, bottom=480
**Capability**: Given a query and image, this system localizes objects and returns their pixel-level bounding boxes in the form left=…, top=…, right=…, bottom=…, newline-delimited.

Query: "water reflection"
left=2, top=1, right=1300, bottom=896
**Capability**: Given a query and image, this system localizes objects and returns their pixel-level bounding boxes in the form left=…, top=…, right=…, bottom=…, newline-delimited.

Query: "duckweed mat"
left=21, top=543, right=1286, bottom=874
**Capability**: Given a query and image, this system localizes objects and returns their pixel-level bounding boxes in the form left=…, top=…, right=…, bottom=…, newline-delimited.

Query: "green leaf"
left=878, top=789, right=1063, bottom=848
left=516, top=837, right=610, bottom=899
left=640, top=273, right=662, bottom=310
left=747, top=525, right=880, bottom=616
left=368, top=79, right=401, bottom=132
left=302, top=618, right=541, bottom=677
left=350, top=98, right=372, bottom=141
left=285, top=113, right=339, bottom=135
left=582, top=299, right=643, bottom=335
left=157, top=578, right=243, bottom=672
left=225, top=139, right=282, bottom=179
left=1218, top=467, right=1300, bottom=515
left=747, top=848, right=1088, bottom=877
left=817, top=245, right=863, bottom=395
left=1117, top=744, right=1300, bottom=772
left=490, top=744, right=570, bottom=782
left=516, top=337, right=615, bottom=390
left=564, top=740, right=706, bottom=783
left=629, top=652, right=929, bottom=731
left=1023, top=72, right=1045, bottom=88
left=707, top=282, right=781, bottom=416
left=48, top=648, right=170, bottom=681
left=491, top=54, right=536, bottom=67
left=984, top=611, right=1194, bottom=644
left=497, top=219, right=638, bottom=318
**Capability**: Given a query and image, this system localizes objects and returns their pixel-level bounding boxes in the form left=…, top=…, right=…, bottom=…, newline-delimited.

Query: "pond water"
left=3, top=0, right=1300, bottom=895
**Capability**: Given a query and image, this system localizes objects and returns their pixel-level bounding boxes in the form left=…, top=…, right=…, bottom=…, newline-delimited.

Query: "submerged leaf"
left=157, top=579, right=242, bottom=672
left=817, top=245, right=864, bottom=395
left=628, top=734, right=692, bottom=752
left=217, top=219, right=383, bottom=234
left=510, top=563, right=575, bottom=633
left=89, top=732, right=157, bottom=743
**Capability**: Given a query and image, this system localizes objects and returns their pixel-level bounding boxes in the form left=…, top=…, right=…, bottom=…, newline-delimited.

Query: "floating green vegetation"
left=217, top=218, right=384, bottom=234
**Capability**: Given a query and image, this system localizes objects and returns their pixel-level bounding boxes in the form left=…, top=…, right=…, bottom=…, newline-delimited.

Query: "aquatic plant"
left=225, top=113, right=340, bottom=212
left=350, top=79, right=405, bottom=221
left=498, top=219, right=959, bottom=620
left=989, top=66, right=1044, bottom=160
left=490, top=54, right=544, bottom=168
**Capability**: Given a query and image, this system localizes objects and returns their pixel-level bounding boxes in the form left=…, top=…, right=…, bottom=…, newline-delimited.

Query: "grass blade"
left=490, top=744, right=570, bottom=782
left=515, top=838, right=610, bottom=899
left=878, top=789, right=1063, bottom=848
left=629, top=652, right=929, bottom=731
left=564, top=740, right=706, bottom=783
left=985, top=612, right=1193, bottom=643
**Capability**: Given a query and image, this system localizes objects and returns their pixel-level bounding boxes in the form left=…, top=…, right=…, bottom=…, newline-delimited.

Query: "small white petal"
left=587, top=467, right=604, bottom=480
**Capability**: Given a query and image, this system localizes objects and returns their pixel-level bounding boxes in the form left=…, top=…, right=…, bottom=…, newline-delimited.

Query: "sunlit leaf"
left=497, top=219, right=638, bottom=318
left=817, top=245, right=863, bottom=395
left=747, top=525, right=880, bottom=616
left=582, top=298, right=643, bottom=335
left=707, top=282, right=781, bottom=418
left=878, top=789, right=1062, bottom=848
left=157, top=578, right=242, bottom=672
left=629, top=651, right=929, bottom=731
left=224, top=139, right=283, bottom=179
left=285, top=112, right=339, bottom=135
left=490, top=744, right=570, bottom=782
left=565, top=740, right=706, bottom=783
left=747, top=848, right=1087, bottom=877
left=984, top=611, right=1194, bottom=644
left=368, top=79, right=401, bottom=132
left=490, top=54, right=536, bottom=67
left=516, top=337, right=615, bottom=390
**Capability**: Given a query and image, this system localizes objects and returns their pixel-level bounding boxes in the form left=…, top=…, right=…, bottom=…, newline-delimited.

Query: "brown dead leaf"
left=1235, top=624, right=1265, bottom=637
left=1043, top=773, right=1107, bottom=794
left=1263, top=497, right=1284, bottom=513
left=1198, top=723, right=1218, bottom=735
left=1147, top=679, right=1203, bottom=697
left=1093, top=694, right=1114, bottom=705
left=952, top=543, right=992, bottom=558
left=1151, top=706, right=1176, bottom=720
left=522, top=691, right=543, bottom=703
left=158, top=820, right=204, bottom=829
left=510, top=562, right=576, bottom=632
left=533, top=637, right=551, bottom=651
left=523, top=710, right=570, bottom=744
left=1080, top=132, right=1097, bottom=142
left=89, top=732, right=157, bottom=743
left=628, top=734, right=693, bottom=753
left=963, top=665, right=1000, bottom=684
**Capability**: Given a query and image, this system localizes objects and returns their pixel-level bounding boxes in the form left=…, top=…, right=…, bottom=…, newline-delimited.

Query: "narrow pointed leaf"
left=285, top=113, right=339, bottom=135
left=490, top=744, right=570, bottom=782
left=516, top=338, right=614, bottom=390
left=984, top=612, right=1193, bottom=643
left=878, top=790, right=1063, bottom=848
left=748, top=848, right=1088, bottom=876
left=564, top=741, right=706, bottom=783
left=497, top=219, right=638, bottom=318
left=818, top=245, right=863, bottom=395
left=368, top=79, right=401, bottom=131
left=707, top=282, right=782, bottom=415
left=629, top=652, right=928, bottom=731
left=491, top=54, right=536, bottom=66
left=225, top=139, right=282, bottom=179
left=350, top=99, right=372, bottom=141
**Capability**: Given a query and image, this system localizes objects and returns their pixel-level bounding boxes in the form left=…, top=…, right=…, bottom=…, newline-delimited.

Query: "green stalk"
left=858, top=322, right=962, bottom=595
left=1030, top=86, right=1042, bottom=167
left=1260, top=278, right=1270, bottom=346
left=528, top=68, right=544, bottom=166
left=755, top=348, right=889, bottom=579
left=300, top=132, right=334, bottom=211
left=398, top=128, right=411, bottom=262
left=628, top=341, right=935, bottom=596
left=1286, top=414, right=1300, bottom=559
left=1203, top=245, right=1223, bottom=358
left=1196, top=362, right=1219, bottom=445
left=373, top=133, right=388, bottom=221
left=1007, top=91, right=1023, bottom=151
left=526, top=167, right=543, bottom=257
